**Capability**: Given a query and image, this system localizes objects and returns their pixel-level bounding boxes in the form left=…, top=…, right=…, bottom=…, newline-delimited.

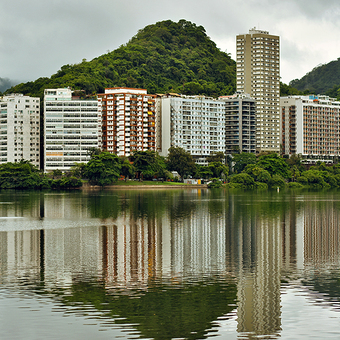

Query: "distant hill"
left=290, top=58, right=340, bottom=95
left=4, top=20, right=236, bottom=98
left=0, top=77, right=17, bottom=93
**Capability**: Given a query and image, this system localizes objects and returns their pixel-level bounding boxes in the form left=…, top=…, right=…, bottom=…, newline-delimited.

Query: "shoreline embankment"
left=81, top=182, right=208, bottom=190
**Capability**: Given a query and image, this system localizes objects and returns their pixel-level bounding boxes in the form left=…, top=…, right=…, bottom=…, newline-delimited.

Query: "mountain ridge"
left=3, top=19, right=236, bottom=98
left=290, top=58, right=340, bottom=95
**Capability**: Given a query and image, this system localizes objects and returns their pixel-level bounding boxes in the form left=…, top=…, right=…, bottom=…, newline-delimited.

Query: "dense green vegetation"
left=227, top=152, right=340, bottom=190
left=3, top=150, right=340, bottom=191
left=0, top=161, right=82, bottom=189
left=279, top=82, right=305, bottom=96
left=4, top=20, right=236, bottom=98
left=290, top=58, right=340, bottom=96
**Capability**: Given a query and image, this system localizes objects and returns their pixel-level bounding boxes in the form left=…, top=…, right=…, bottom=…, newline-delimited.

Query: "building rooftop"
left=249, top=27, right=269, bottom=35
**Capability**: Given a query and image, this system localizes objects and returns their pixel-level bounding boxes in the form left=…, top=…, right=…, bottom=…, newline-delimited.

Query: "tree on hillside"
left=280, top=82, right=301, bottom=96
left=167, top=147, right=196, bottom=179
left=290, top=58, right=340, bottom=95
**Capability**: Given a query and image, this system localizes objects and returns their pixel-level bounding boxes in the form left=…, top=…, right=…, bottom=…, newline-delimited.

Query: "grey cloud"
left=1, top=0, right=340, bottom=85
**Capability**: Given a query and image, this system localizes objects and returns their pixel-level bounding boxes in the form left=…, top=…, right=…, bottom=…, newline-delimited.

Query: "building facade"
left=159, top=94, right=225, bottom=164
left=236, top=28, right=280, bottom=153
left=220, top=92, right=256, bottom=154
left=0, top=94, right=40, bottom=168
left=281, top=95, right=340, bottom=163
left=44, top=88, right=100, bottom=172
left=98, top=88, right=156, bottom=157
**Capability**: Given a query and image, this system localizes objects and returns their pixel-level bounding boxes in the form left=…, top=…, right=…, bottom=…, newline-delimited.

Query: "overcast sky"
left=1, top=0, right=340, bottom=89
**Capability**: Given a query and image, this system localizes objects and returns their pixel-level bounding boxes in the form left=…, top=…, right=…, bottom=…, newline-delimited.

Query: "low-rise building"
left=44, top=88, right=100, bottom=172
left=0, top=94, right=40, bottom=168
left=281, top=95, right=340, bottom=163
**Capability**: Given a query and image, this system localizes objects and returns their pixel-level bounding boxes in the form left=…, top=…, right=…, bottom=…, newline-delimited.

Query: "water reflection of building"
left=102, top=207, right=228, bottom=285
left=5, top=191, right=340, bottom=339
left=0, top=192, right=284, bottom=339
left=304, top=202, right=340, bottom=264
left=0, top=230, right=41, bottom=282
left=225, top=197, right=282, bottom=337
left=103, top=217, right=164, bottom=285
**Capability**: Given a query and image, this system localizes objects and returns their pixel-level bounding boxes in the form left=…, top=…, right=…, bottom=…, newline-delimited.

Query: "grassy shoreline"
left=81, top=181, right=208, bottom=190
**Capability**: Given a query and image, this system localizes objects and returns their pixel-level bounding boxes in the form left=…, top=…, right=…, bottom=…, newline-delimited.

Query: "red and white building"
left=98, top=88, right=157, bottom=156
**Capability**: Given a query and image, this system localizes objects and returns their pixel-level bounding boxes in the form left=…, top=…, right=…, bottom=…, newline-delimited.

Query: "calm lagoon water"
left=1, top=188, right=340, bottom=339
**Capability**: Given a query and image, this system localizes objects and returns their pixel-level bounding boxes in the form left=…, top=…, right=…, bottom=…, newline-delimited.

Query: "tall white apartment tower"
left=0, top=94, right=40, bottom=168
left=44, top=88, right=100, bottom=172
left=159, top=94, right=225, bottom=165
left=236, top=28, right=280, bottom=153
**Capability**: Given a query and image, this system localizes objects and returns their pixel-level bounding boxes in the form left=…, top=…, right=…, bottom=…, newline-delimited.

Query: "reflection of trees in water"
left=85, top=191, right=121, bottom=220
left=302, top=271, right=340, bottom=308
left=57, top=277, right=237, bottom=340
left=0, top=190, right=43, bottom=218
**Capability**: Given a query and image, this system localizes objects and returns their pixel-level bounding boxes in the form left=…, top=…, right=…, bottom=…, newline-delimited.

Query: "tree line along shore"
left=0, top=147, right=339, bottom=190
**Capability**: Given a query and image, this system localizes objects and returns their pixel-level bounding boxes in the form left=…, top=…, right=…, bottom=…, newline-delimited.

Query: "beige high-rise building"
left=236, top=28, right=280, bottom=153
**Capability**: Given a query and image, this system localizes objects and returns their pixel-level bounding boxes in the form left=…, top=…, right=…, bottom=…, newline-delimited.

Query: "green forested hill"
left=290, top=58, right=340, bottom=95
left=5, top=20, right=236, bottom=98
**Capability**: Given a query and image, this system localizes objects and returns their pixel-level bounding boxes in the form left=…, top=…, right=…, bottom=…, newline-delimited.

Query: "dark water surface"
left=1, top=189, right=340, bottom=339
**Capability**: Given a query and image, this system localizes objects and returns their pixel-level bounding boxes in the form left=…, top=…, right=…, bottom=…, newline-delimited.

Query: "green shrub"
left=207, top=178, right=223, bottom=188
left=297, top=176, right=308, bottom=185
left=229, top=173, right=255, bottom=189
left=269, top=174, right=286, bottom=188
left=227, top=182, right=244, bottom=189
left=255, top=182, right=268, bottom=189
left=288, top=182, right=304, bottom=188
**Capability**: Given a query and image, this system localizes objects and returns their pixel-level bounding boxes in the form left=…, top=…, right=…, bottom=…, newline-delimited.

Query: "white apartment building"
left=0, top=94, right=40, bottom=168
left=44, top=88, right=100, bottom=172
left=281, top=95, right=340, bottom=163
left=220, top=92, right=256, bottom=154
left=236, top=28, right=280, bottom=153
left=98, top=88, right=157, bottom=157
left=159, top=94, right=225, bottom=164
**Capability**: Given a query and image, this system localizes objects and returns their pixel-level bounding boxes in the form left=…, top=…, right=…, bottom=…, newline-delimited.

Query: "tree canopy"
left=232, top=152, right=257, bottom=173
left=129, top=150, right=165, bottom=180
left=256, top=153, right=290, bottom=179
left=83, top=152, right=121, bottom=186
left=167, top=146, right=196, bottom=178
